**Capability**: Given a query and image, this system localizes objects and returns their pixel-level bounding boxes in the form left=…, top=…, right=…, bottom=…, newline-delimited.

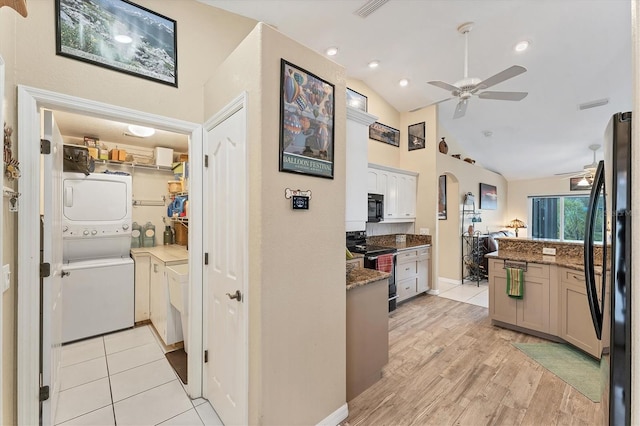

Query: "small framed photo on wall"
left=408, top=122, right=425, bottom=151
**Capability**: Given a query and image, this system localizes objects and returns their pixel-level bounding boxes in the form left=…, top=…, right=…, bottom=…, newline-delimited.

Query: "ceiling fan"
left=412, top=22, right=528, bottom=118
left=555, top=144, right=601, bottom=185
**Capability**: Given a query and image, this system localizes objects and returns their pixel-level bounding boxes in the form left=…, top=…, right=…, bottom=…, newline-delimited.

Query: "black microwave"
left=368, top=193, right=384, bottom=222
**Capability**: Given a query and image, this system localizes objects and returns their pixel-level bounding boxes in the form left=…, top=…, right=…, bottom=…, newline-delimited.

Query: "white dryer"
left=61, top=172, right=135, bottom=343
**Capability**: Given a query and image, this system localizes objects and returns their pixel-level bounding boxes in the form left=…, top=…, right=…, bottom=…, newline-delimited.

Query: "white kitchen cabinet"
left=367, top=163, right=418, bottom=222
left=346, top=107, right=377, bottom=232
left=396, top=245, right=431, bottom=302
left=131, top=252, right=151, bottom=322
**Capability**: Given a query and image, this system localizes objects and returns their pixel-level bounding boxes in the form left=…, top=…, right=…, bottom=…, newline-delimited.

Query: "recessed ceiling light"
left=368, top=60, right=380, bottom=69
left=127, top=125, right=155, bottom=138
left=399, top=78, right=409, bottom=87
left=326, top=47, right=338, bottom=56
left=514, top=40, right=530, bottom=52
left=114, top=34, right=133, bottom=44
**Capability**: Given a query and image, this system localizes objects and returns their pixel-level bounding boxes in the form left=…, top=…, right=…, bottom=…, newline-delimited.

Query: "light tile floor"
left=55, top=325, right=222, bottom=425
left=437, top=278, right=488, bottom=308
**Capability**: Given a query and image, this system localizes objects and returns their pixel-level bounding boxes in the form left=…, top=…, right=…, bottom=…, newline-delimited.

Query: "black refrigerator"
left=584, top=111, right=632, bottom=425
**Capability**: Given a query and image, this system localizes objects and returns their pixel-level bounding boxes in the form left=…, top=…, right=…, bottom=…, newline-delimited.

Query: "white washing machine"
left=61, top=172, right=135, bottom=343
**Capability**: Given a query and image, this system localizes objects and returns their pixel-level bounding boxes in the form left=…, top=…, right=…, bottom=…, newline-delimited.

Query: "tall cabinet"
left=345, top=107, right=377, bottom=232
left=367, top=163, right=418, bottom=222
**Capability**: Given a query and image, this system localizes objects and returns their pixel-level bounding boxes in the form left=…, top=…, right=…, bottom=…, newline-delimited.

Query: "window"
left=530, top=195, right=604, bottom=242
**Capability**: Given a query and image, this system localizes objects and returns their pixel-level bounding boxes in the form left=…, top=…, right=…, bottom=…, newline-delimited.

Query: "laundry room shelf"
left=94, top=159, right=173, bottom=172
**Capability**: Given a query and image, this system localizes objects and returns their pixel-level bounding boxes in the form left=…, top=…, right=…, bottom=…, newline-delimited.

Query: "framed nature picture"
left=570, top=177, right=593, bottom=191
left=479, top=183, right=498, bottom=210
left=279, top=59, right=335, bottom=179
left=438, top=175, right=447, bottom=220
left=56, top=0, right=178, bottom=87
left=408, top=122, right=425, bottom=151
left=369, top=122, right=400, bottom=147
left=346, top=88, right=367, bottom=112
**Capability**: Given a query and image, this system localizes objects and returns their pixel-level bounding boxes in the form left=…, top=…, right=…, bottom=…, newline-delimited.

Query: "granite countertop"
left=486, top=251, right=599, bottom=272
left=392, top=241, right=431, bottom=251
left=368, top=234, right=432, bottom=251
left=346, top=268, right=390, bottom=291
left=130, top=244, right=188, bottom=264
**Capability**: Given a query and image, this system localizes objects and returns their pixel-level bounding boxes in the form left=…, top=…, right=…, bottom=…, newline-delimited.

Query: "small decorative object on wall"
left=438, top=137, right=448, bottom=154
left=56, top=0, right=178, bottom=87
left=438, top=175, right=447, bottom=220
left=479, top=183, right=498, bottom=210
left=570, top=176, right=593, bottom=191
left=369, top=122, right=400, bottom=147
left=4, top=123, right=20, bottom=181
left=408, top=122, right=426, bottom=151
left=279, top=59, right=335, bottom=179
left=346, top=88, right=367, bottom=112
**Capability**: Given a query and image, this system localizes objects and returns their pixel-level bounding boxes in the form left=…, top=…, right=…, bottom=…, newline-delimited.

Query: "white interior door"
left=204, top=97, right=247, bottom=425
left=41, top=110, right=64, bottom=425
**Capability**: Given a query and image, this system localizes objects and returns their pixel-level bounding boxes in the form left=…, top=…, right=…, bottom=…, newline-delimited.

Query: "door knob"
left=226, top=290, right=242, bottom=302
left=61, top=270, right=70, bottom=278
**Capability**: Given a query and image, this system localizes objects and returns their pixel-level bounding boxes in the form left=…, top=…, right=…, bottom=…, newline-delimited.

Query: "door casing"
left=16, top=85, right=203, bottom=425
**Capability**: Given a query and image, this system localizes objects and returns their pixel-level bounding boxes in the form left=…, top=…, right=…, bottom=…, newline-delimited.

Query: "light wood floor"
left=344, top=293, right=601, bottom=426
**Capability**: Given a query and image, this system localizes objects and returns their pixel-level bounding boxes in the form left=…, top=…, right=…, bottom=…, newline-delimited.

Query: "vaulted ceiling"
left=202, top=0, right=633, bottom=180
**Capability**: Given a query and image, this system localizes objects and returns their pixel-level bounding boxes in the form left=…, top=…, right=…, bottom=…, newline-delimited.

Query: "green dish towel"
left=506, top=267, right=524, bottom=299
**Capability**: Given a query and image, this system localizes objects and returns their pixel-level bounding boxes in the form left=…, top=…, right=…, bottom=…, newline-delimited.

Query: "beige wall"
left=0, top=2, right=257, bottom=423
left=204, top=23, right=347, bottom=425
left=436, top=153, right=508, bottom=281
left=1, top=7, right=18, bottom=426
left=507, top=176, right=591, bottom=239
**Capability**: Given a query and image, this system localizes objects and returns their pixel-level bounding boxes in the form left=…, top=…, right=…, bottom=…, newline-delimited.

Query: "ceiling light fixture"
left=127, top=125, right=155, bottom=138
left=514, top=40, right=530, bottom=52
left=325, top=47, right=338, bottom=56
left=114, top=34, right=133, bottom=44
left=399, top=78, right=409, bottom=87
left=368, top=60, right=380, bottom=69
left=577, top=176, right=591, bottom=187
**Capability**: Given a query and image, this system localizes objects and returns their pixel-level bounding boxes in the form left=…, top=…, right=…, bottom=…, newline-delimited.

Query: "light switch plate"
left=542, top=247, right=556, bottom=256
left=2, top=264, right=10, bottom=292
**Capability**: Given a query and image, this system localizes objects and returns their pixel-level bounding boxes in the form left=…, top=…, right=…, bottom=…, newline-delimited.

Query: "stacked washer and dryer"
left=61, top=172, right=135, bottom=343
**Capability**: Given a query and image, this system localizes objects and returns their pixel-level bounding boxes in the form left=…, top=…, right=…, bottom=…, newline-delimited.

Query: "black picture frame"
left=570, top=177, right=593, bottom=191
left=438, top=175, right=447, bottom=220
left=479, top=183, right=498, bottom=210
left=346, top=88, right=368, bottom=112
left=279, top=59, right=335, bottom=179
left=369, top=122, right=400, bottom=147
left=408, top=122, right=426, bottom=151
left=56, top=0, right=178, bottom=87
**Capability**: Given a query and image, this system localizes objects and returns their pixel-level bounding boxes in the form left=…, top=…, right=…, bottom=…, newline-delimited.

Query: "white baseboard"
left=438, top=277, right=461, bottom=285
left=427, top=289, right=440, bottom=295
left=317, top=403, right=348, bottom=426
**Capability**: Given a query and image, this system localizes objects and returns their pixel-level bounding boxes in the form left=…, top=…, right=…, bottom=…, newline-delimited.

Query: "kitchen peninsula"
left=486, top=238, right=607, bottom=358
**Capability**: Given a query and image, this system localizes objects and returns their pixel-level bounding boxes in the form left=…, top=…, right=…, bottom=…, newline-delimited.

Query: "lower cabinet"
left=396, top=246, right=430, bottom=303
left=149, top=257, right=185, bottom=346
left=558, top=268, right=604, bottom=358
left=488, top=260, right=550, bottom=334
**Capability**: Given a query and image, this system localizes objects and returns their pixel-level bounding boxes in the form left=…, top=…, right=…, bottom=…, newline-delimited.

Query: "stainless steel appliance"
left=584, top=111, right=631, bottom=425
left=346, top=231, right=397, bottom=311
left=367, top=193, right=384, bottom=223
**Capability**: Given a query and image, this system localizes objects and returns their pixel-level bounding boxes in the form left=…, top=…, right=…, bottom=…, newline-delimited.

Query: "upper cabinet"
left=346, top=107, right=377, bottom=232
left=368, top=163, right=418, bottom=222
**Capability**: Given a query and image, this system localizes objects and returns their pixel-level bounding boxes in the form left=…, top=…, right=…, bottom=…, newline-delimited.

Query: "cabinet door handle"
left=405, top=267, right=411, bottom=271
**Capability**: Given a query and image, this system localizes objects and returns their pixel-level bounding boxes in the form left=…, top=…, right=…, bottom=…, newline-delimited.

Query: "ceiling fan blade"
left=478, top=91, right=528, bottom=101
left=453, top=99, right=468, bottom=119
left=409, top=97, right=455, bottom=112
left=428, top=80, right=461, bottom=93
left=474, top=65, right=527, bottom=91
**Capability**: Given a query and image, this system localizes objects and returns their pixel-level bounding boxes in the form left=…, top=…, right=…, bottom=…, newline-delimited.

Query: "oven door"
left=364, top=252, right=397, bottom=312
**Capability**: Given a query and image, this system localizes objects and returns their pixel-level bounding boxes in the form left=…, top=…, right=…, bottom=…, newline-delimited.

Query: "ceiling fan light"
left=577, top=176, right=591, bottom=187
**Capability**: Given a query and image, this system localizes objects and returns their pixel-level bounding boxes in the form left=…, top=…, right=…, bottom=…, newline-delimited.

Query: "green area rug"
left=512, top=342, right=601, bottom=402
